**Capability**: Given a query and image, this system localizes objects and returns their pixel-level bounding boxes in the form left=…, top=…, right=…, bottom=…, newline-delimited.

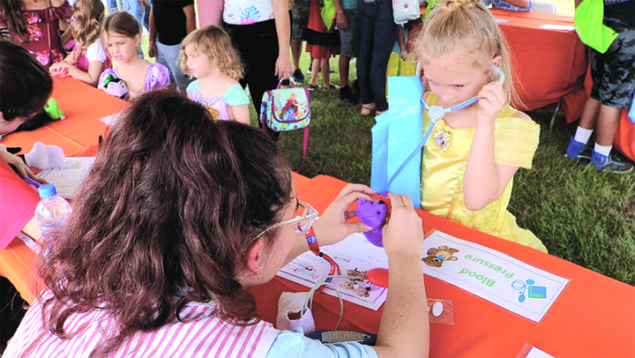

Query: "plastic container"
left=35, top=183, right=72, bottom=241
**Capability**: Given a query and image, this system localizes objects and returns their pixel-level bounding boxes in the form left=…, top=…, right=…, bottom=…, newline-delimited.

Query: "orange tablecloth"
left=252, top=174, right=635, bottom=358
left=1, top=76, right=127, bottom=156
left=0, top=77, right=126, bottom=302
left=492, top=9, right=588, bottom=122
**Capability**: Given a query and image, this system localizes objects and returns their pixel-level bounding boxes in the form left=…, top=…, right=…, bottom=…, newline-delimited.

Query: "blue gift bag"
left=370, top=76, right=425, bottom=208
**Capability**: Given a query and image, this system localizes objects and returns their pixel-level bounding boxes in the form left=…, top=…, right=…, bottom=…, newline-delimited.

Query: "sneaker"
left=565, top=138, right=592, bottom=160
left=339, top=84, right=359, bottom=104
left=589, top=150, right=634, bottom=173
left=291, top=68, right=305, bottom=83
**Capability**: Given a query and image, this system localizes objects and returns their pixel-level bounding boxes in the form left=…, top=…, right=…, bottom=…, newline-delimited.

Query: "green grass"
left=255, top=52, right=635, bottom=287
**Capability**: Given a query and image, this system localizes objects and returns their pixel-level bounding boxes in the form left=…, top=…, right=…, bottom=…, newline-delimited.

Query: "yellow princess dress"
left=420, top=93, right=547, bottom=253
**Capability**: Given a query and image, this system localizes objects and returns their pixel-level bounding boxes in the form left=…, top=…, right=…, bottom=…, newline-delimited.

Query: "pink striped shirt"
left=4, top=296, right=279, bottom=357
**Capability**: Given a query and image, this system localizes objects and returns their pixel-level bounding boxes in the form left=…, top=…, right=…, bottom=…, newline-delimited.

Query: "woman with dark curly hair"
left=5, top=89, right=429, bottom=357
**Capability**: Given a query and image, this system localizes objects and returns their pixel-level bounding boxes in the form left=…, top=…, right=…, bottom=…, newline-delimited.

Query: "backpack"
left=260, top=82, right=311, bottom=172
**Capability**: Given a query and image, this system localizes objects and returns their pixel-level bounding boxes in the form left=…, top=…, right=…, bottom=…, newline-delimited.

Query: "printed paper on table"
left=278, top=230, right=568, bottom=319
left=277, top=232, right=389, bottom=311
left=422, top=230, right=568, bottom=322
left=38, top=157, right=96, bottom=199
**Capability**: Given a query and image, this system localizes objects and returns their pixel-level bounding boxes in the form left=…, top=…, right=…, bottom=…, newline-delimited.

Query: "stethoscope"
left=385, top=65, right=506, bottom=190
left=421, top=65, right=506, bottom=123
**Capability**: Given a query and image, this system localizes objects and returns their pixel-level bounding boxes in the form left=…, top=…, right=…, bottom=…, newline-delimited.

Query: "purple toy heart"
left=356, top=198, right=388, bottom=247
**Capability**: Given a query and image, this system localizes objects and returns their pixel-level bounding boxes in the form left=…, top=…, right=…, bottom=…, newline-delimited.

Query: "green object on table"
left=44, top=98, right=65, bottom=121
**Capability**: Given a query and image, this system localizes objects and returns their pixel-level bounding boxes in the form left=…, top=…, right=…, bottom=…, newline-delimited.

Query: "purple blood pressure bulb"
left=356, top=198, right=388, bottom=247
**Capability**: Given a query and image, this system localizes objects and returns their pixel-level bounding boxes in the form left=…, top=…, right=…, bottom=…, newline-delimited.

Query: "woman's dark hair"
left=34, top=89, right=292, bottom=356
left=0, top=40, right=52, bottom=121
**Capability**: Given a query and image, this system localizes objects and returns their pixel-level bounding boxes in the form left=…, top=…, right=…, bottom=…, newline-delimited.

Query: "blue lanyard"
left=385, top=95, right=478, bottom=189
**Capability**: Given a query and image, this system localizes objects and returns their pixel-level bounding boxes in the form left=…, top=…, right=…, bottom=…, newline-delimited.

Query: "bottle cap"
left=38, top=183, right=57, bottom=198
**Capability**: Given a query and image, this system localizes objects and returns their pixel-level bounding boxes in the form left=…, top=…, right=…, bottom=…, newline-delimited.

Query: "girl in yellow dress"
left=413, top=0, right=547, bottom=252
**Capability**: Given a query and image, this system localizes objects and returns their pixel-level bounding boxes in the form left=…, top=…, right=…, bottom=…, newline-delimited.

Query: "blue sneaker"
left=589, top=150, right=634, bottom=173
left=565, top=138, right=592, bottom=160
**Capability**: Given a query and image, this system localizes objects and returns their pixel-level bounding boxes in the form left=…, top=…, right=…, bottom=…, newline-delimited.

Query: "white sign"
left=423, top=231, right=569, bottom=322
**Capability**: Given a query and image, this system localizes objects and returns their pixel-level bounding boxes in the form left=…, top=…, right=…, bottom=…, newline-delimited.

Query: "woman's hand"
left=275, top=52, right=293, bottom=80
left=0, top=146, right=46, bottom=184
left=381, top=193, right=424, bottom=258
left=312, top=183, right=375, bottom=246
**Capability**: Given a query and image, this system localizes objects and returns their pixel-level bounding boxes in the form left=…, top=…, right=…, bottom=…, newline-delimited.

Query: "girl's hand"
left=0, top=146, right=46, bottom=184
left=50, top=62, right=70, bottom=77
left=382, top=193, right=424, bottom=259
left=476, top=80, right=504, bottom=126
left=312, top=183, right=375, bottom=247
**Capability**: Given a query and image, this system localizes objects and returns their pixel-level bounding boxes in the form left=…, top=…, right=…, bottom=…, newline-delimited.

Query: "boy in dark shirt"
left=148, top=0, right=196, bottom=91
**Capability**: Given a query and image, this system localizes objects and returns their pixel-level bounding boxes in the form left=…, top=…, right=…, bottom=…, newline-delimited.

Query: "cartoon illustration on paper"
left=339, top=268, right=376, bottom=298
left=423, top=246, right=459, bottom=267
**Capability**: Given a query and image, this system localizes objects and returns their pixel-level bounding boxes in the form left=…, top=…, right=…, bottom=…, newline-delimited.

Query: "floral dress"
left=0, top=1, right=73, bottom=68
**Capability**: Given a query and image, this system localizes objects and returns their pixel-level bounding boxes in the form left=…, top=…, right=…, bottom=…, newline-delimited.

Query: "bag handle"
left=276, top=79, right=297, bottom=90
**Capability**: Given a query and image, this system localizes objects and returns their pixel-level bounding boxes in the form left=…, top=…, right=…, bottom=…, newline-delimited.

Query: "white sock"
left=24, top=142, right=65, bottom=169
left=594, top=143, right=611, bottom=157
left=574, top=127, right=593, bottom=144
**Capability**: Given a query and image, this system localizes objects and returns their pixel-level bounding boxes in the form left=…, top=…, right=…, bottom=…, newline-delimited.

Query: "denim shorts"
left=291, top=0, right=310, bottom=42
left=339, top=9, right=362, bottom=57
left=590, top=19, right=635, bottom=109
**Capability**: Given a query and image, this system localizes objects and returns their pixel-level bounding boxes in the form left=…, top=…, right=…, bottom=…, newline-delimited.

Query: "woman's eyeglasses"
left=252, top=199, right=319, bottom=241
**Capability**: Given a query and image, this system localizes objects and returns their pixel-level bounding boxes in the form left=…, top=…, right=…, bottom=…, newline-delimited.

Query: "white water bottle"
left=35, top=183, right=72, bottom=241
